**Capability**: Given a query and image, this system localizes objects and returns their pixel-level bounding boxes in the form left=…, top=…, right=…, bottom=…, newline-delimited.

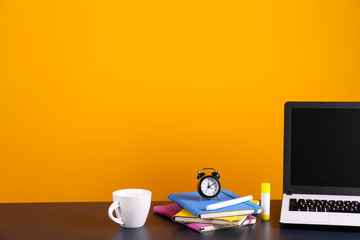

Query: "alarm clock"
left=197, top=168, right=221, bottom=200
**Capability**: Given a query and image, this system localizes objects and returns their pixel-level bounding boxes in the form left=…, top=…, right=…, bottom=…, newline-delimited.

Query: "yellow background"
left=1, top=0, right=359, bottom=203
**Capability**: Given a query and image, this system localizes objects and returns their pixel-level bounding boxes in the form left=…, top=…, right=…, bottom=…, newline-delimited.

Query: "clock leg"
left=217, top=196, right=221, bottom=200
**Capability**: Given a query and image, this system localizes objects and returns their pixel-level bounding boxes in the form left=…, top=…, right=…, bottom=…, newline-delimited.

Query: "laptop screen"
left=290, top=108, right=360, bottom=188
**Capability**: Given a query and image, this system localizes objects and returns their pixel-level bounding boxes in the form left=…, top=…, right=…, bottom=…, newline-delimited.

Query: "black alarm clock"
left=197, top=168, right=221, bottom=200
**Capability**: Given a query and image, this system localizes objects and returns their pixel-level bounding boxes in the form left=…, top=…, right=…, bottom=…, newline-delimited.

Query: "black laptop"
left=280, top=102, right=360, bottom=226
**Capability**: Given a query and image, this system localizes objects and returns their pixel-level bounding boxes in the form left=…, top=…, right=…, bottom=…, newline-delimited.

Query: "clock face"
left=198, top=176, right=221, bottom=198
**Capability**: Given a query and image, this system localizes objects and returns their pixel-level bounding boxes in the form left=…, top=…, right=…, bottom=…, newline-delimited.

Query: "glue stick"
left=261, top=183, right=270, bottom=220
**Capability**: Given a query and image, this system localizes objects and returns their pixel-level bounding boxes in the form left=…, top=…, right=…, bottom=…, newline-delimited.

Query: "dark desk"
left=1, top=201, right=360, bottom=240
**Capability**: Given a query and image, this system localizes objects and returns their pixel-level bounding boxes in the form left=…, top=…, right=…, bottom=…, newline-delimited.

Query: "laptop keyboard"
left=289, top=198, right=360, bottom=213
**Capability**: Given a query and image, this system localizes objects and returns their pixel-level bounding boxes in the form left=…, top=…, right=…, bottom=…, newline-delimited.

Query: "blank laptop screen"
left=291, top=108, right=360, bottom=188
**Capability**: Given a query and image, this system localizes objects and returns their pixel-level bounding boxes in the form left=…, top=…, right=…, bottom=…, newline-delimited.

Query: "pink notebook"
left=153, top=204, right=257, bottom=232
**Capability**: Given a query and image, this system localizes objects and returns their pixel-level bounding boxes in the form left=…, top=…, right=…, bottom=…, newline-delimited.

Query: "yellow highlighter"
left=261, top=183, right=270, bottom=220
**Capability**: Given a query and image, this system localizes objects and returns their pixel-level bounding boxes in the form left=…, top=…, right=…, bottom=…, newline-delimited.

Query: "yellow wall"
left=1, top=0, right=360, bottom=203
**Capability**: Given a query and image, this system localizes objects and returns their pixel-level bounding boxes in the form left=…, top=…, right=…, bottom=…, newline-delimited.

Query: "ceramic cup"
left=108, top=189, right=151, bottom=228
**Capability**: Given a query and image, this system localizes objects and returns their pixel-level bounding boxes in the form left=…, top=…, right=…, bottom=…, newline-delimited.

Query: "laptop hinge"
left=285, top=191, right=292, bottom=195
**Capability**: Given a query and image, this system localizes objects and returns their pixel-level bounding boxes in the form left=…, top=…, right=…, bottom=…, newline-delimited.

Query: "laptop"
left=280, top=102, right=360, bottom=226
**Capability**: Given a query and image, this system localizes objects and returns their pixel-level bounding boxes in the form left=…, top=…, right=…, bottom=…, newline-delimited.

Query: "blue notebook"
left=168, top=189, right=262, bottom=219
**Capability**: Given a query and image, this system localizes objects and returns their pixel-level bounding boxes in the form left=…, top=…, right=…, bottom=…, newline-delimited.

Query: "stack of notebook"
left=153, top=189, right=262, bottom=232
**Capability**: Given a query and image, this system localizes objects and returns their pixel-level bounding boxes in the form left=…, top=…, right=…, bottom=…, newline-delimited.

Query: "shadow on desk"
left=112, top=224, right=263, bottom=240
left=280, top=223, right=360, bottom=232
left=111, top=227, right=150, bottom=240
left=279, top=224, right=360, bottom=240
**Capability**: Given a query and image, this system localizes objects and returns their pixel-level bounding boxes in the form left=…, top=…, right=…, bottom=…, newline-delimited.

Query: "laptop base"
left=281, top=193, right=360, bottom=227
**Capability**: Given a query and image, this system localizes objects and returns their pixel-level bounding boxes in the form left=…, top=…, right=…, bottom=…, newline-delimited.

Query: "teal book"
left=168, top=189, right=262, bottom=219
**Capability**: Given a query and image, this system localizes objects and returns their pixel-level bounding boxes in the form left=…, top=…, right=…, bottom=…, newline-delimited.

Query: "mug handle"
left=108, top=201, right=124, bottom=225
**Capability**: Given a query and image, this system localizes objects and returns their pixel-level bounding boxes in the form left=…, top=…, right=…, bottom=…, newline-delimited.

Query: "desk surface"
left=1, top=200, right=360, bottom=240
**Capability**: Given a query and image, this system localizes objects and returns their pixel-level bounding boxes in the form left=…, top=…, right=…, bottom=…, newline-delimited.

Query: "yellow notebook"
left=173, top=200, right=260, bottom=225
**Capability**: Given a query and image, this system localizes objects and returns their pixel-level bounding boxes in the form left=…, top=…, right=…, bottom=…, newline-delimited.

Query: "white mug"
left=108, top=189, right=152, bottom=228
